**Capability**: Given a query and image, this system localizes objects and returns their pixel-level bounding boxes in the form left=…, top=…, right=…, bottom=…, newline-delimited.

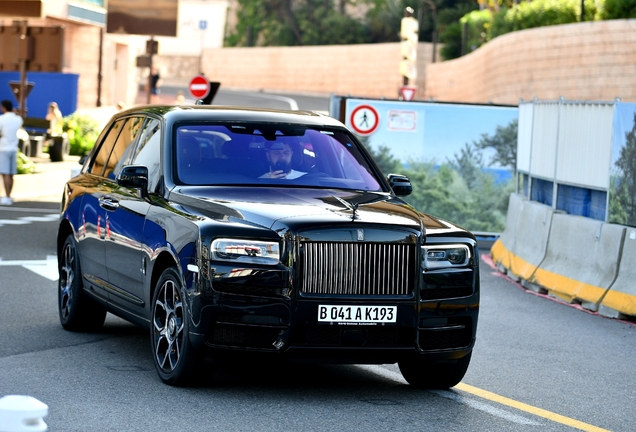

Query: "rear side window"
left=89, top=119, right=124, bottom=176
left=88, top=117, right=145, bottom=179
left=131, top=119, right=162, bottom=193
left=105, top=117, right=145, bottom=179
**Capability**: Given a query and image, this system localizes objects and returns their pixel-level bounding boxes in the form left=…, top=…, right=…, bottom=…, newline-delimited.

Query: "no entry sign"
left=188, top=75, right=211, bottom=99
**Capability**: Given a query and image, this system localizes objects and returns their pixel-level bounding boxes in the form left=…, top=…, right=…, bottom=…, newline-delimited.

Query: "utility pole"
left=400, top=7, right=419, bottom=86
left=17, top=20, right=32, bottom=117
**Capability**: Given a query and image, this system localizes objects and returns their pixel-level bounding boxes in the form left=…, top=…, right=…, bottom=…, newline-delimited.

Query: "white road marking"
left=356, top=365, right=540, bottom=426
left=0, top=219, right=30, bottom=225
left=0, top=256, right=58, bottom=281
left=0, top=213, right=58, bottom=227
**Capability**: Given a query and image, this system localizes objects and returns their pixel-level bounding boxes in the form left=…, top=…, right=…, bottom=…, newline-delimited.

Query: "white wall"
left=155, top=0, right=229, bottom=56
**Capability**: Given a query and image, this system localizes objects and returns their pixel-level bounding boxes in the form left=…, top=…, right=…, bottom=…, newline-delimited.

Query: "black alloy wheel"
left=58, top=234, right=106, bottom=331
left=398, top=352, right=472, bottom=389
left=151, top=267, right=202, bottom=386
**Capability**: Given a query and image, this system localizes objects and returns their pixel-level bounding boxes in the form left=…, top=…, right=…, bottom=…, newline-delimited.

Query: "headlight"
left=422, top=244, right=471, bottom=270
left=211, top=238, right=280, bottom=265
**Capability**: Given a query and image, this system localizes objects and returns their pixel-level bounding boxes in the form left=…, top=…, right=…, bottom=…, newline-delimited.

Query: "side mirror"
left=388, top=173, right=412, bottom=196
left=117, top=165, right=149, bottom=197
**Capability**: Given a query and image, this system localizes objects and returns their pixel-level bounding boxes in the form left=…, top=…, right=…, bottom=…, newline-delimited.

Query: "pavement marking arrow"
left=0, top=256, right=58, bottom=281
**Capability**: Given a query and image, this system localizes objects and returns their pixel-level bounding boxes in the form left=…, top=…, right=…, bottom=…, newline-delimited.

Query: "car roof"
left=116, top=105, right=346, bottom=128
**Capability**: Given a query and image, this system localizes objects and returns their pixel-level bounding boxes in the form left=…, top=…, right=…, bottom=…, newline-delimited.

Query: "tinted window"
left=105, top=117, right=145, bottom=180
left=131, top=119, right=162, bottom=193
left=173, top=123, right=382, bottom=191
left=89, top=119, right=125, bottom=176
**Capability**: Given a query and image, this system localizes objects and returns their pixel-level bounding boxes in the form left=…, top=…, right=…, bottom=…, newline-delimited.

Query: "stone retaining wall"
left=192, top=19, right=636, bottom=104
left=425, top=20, right=636, bottom=104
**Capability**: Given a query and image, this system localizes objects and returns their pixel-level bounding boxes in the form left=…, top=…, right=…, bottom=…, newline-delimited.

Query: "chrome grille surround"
left=300, top=241, right=416, bottom=296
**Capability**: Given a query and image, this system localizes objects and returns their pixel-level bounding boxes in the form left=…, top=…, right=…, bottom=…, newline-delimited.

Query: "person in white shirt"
left=260, top=142, right=306, bottom=179
left=0, top=100, right=24, bottom=205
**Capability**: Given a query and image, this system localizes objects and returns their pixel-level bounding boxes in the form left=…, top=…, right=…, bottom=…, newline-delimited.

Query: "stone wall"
left=195, top=19, right=636, bottom=105
left=199, top=43, right=436, bottom=100
left=425, top=19, right=636, bottom=104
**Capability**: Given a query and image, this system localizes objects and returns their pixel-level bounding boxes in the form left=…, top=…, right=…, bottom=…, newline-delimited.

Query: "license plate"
left=318, top=305, right=397, bottom=325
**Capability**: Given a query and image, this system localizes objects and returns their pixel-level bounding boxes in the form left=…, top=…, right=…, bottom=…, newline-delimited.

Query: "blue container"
left=0, top=71, right=79, bottom=118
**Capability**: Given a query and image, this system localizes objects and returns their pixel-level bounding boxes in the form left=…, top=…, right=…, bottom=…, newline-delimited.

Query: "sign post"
left=198, top=20, right=207, bottom=74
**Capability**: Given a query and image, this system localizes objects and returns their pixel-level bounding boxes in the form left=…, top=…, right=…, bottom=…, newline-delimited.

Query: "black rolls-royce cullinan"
left=57, top=105, right=479, bottom=388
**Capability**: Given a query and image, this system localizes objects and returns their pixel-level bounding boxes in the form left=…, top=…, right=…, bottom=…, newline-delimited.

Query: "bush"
left=62, top=113, right=100, bottom=157
left=489, top=0, right=587, bottom=40
left=446, top=0, right=603, bottom=57
left=460, top=10, right=491, bottom=53
left=17, top=151, right=36, bottom=174
left=601, top=0, right=636, bottom=19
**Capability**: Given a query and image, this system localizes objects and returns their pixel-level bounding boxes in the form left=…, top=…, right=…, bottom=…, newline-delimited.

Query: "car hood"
left=170, top=186, right=424, bottom=232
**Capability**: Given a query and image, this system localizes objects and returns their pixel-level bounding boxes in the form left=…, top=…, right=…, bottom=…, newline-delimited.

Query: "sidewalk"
left=11, top=154, right=82, bottom=203
left=8, top=105, right=121, bottom=204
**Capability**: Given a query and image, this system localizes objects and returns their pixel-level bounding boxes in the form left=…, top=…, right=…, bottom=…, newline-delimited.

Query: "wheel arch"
left=149, top=250, right=180, bottom=308
left=57, top=219, right=75, bottom=263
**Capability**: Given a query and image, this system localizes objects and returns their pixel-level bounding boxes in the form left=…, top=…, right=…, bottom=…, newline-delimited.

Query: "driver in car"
left=260, top=142, right=306, bottom=179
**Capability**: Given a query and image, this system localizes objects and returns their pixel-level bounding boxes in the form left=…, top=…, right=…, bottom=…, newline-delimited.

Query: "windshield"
left=174, top=123, right=383, bottom=191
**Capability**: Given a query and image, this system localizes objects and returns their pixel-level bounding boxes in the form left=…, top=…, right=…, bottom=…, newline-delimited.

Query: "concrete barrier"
left=532, top=214, right=625, bottom=310
left=491, top=194, right=554, bottom=290
left=600, top=227, right=636, bottom=319
left=490, top=193, right=524, bottom=276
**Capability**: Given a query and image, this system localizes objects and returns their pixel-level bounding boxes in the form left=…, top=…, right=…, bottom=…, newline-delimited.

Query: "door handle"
left=99, top=196, right=119, bottom=211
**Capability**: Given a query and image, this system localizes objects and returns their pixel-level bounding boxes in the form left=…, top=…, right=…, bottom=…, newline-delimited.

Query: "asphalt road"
left=0, top=201, right=634, bottom=431
left=161, top=84, right=331, bottom=112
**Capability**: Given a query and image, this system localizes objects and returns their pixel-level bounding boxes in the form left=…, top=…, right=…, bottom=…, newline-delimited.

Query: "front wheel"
left=58, top=234, right=107, bottom=331
left=151, top=267, right=203, bottom=386
left=398, top=353, right=472, bottom=389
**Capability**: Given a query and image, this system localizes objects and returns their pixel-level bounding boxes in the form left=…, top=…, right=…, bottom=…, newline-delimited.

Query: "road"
left=0, top=201, right=634, bottom=431
left=151, top=84, right=331, bottom=112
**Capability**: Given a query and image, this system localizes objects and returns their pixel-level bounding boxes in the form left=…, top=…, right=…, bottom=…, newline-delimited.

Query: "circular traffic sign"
left=188, top=75, right=210, bottom=99
left=350, top=104, right=380, bottom=136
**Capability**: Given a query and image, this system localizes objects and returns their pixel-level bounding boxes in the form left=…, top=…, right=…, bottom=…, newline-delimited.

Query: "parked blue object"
left=0, top=71, right=79, bottom=118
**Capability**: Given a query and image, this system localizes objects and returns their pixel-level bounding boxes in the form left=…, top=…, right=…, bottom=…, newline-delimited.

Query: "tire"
left=150, top=267, right=204, bottom=386
left=398, top=352, right=472, bottom=389
left=58, top=234, right=107, bottom=331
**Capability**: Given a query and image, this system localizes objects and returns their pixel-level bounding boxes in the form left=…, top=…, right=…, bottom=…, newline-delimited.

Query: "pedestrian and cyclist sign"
left=349, top=104, right=380, bottom=136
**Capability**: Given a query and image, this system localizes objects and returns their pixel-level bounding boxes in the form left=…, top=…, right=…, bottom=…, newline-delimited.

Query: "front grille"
left=300, top=242, right=415, bottom=295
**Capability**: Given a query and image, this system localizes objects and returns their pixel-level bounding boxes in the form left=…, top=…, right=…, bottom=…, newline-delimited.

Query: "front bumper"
left=189, top=291, right=478, bottom=364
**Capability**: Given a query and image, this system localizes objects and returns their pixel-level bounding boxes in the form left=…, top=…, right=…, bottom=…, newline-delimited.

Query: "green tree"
left=226, top=0, right=366, bottom=46
left=474, top=118, right=518, bottom=175
left=611, top=111, right=636, bottom=226
left=438, top=2, right=479, bottom=59
left=363, top=142, right=512, bottom=232
left=601, top=0, right=636, bottom=19
left=449, top=142, right=483, bottom=190
left=363, top=141, right=403, bottom=176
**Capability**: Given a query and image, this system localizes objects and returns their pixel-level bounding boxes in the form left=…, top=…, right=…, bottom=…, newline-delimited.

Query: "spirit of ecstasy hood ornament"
left=333, top=195, right=359, bottom=221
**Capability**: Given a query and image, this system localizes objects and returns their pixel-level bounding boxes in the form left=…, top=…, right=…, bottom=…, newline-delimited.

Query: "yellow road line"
left=456, top=383, right=611, bottom=432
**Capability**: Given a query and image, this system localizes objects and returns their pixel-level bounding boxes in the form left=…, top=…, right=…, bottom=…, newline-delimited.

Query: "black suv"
left=57, top=106, right=479, bottom=387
